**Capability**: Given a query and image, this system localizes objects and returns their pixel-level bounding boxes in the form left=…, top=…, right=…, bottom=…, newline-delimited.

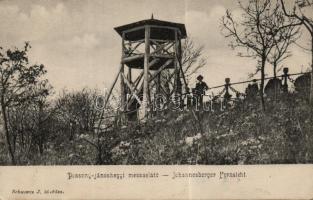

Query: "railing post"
left=282, top=67, right=289, bottom=93
left=224, top=78, right=231, bottom=100
left=223, top=78, right=232, bottom=109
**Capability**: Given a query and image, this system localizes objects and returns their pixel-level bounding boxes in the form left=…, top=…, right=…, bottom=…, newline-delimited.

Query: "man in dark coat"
left=195, top=75, right=209, bottom=108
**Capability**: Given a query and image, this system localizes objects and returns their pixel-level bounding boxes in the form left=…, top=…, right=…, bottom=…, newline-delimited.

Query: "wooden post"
left=174, top=29, right=182, bottom=96
left=141, top=25, right=150, bottom=119
left=174, top=30, right=178, bottom=94
left=176, top=35, right=188, bottom=95
left=128, top=67, right=132, bottom=83
left=157, top=73, right=161, bottom=95
left=174, top=29, right=183, bottom=109
left=127, top=67, right=132, bottom=96
left=120, top=32, right=126, bottom=114
left=282, top=67, right=289, bottom=93
left=224, top=78, right=231, bottom=108
left=179, top=32, right=183, bottom=97
left=156, top=72, right=161, bottom=112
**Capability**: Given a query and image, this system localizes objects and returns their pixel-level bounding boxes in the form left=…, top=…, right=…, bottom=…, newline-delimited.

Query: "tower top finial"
left=151, top=13, right=154, bottom=19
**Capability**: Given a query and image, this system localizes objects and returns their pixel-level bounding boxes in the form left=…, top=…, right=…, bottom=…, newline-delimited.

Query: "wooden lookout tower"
left=113, top=17, right=187, bottom=120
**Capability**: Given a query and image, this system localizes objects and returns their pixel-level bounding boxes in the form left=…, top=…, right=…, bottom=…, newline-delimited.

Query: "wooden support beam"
left=124, top=40, right=145, bottom=56
left=151, top=59, right=173, bottom=80
left=172, top=30, right=179, bottom=95
left=174, top=36, right=188, bottom=92
left=125, top=39, right=145, bottom=45
left=121, top=72, right=142, bottom=105
left=150, top=39, right=172, bottom=43
left=150, top=43, right=157, bottom=51
left=178, top=36, right=182, bottom=60
left=157, top=72, right=161, bottom=94
left=174, top=30, right=183, bottom=96
left=150, top=54, right=173, bottom=59
left=162, top=42, right=175, bottom=55
left=150, top=41, right=174, bottom=56
left=104, top=66, right=122, bottom=109
left=120, top=32, right=126, bottom=112
left=176, top=51, right=188, bottom=90
left=128, top=67, right=132, bottom=83
left=179, top=60, right=188, bottom=88
left=159, top=84, right=168, bottom=96
left=150, top=41, right=169, bottom=54
left=95, top=64, right=123, bottom=134
left=148, top=57, right=160, bottom=68
left=133, top=75, right=143, bottom=93
left=125, top=72, right=144, bottom=106
left=147, top=60, right=173, bottom=87
left=127, top=67, right=132, bottom=95
left=151, top=77, right=172, bottom=99
left=148, top=71, right=153, bottom=79
left=125, top=58, right=160, bottom=105
left=142, top=25, right=151, bottom=118
left=122, top=54, right=144, bottom=63
left=127, top=59, right=173, bottom=108
left=134, top=72, right=144, bottom=86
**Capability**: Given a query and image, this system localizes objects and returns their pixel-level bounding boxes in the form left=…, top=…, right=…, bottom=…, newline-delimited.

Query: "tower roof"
left=114, top=18, right=187, bottom=41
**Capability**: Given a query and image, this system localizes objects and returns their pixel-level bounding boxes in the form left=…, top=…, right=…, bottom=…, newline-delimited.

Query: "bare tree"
left=280, top=0, right=313, bottom=103
left=181, top=37, right=207, bottom=81
left=267, top=16, right=300, bottom=77
left=222, top=0, right=300, bottom=110
left=161, top=37, right=206, bottom=93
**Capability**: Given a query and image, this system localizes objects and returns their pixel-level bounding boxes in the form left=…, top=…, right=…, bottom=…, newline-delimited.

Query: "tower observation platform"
left=113, top=17, right=188, bottom=120
left=114, top=18, right=187, bottom=70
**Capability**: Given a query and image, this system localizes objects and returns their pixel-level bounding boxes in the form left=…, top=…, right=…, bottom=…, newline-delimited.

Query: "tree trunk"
left=308, top=33, right=313, bottom=137
left=1, top=103, right=16, bottom=165
left=273, top=62, right=277, bottom=78
left=38, top=103, right=44, bottom=155
left=310, top=33, right=313, bottom=105
left=273, top=62, right=278, bottom=101
left=96, top=146, right=103, bottom=165
left=260, top=59, right=266, bottom=111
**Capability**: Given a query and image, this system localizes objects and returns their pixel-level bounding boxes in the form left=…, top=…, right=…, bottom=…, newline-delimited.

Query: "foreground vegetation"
left=1, top=88, right=312, bottom=165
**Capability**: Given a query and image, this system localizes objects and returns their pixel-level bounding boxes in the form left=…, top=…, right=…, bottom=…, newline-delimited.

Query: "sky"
left=0, top=0, right=311, bottom=94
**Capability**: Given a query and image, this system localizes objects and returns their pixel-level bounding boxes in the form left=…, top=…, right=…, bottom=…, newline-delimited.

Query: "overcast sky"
left=0, top=0, right=311, bottom=94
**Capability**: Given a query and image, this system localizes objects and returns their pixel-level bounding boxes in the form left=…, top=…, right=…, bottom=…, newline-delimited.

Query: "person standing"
left=195, top=75, right=209, bottom=108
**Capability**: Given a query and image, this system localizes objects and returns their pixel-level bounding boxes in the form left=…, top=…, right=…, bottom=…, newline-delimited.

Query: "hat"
left=197, top=75, right=203, bottom=81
